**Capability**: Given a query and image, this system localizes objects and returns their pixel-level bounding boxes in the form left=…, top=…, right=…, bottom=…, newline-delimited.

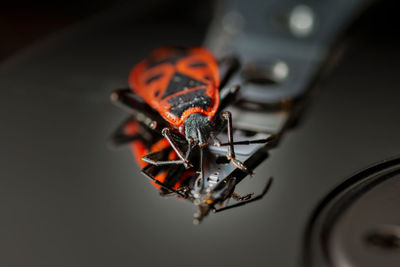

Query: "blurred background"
left=1, top=0, right=399, bottom=61
left=1, top=0, right=399, bottom=266
left=0, top=0, right=212, bottom=61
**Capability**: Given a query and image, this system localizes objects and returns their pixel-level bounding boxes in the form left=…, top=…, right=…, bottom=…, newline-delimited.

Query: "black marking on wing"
left=147, top=49, right=189, bottom=68
left=164, top=165, right=187, bottom=189
left=145, top=73, right=163, bottom=85
left=162, top=72, right=206, bottom=99
left=167, top=88, right=212, bottom=118
left=188, top=61, right=207, bottom=68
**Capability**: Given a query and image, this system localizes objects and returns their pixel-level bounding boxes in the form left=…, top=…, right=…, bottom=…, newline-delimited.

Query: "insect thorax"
left=184, top=113, right=213, bottom=145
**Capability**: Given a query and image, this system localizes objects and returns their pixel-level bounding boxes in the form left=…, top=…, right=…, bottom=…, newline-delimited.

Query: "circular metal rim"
left=302, top=155, right=400, bottom=267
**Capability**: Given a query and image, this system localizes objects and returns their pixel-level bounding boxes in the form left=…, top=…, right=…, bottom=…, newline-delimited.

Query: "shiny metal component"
left=207, top=172, right=220, bottom=187
left=205, top=0, right=372, bottom=105
left=304, top=157, right=400, bottom=267
left=194, top=0, right=373, bottom=222
left=228, top=107, right=289, bottom=134
left=289, top=5, right=315, bottom=37
left=241, top=59, right=289, bottom=85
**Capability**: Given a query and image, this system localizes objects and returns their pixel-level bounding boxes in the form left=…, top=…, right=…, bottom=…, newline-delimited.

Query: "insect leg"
left=216, top=56, right=241, bottom=115
left=220, top=111, right=252, bottom=174
left=194, top=146, right=206, bottom=192
left=161, top=128, right=192, bottom=169
left=218, top=56, right=240, bottom=89
left=218, top=135, right=276, bottom=146
left=142, top=150, right=185, bottom=166
left=232, top=192, right=254, bottom=201
left=142, top=128, right=192, bottom=168
left=184, top=138, right=194, bottom=161
left=212, top=85, right=241, bottom=137
left=108, top=117, right=143, bottom=148
left=141, top=165, right=186, bottom=198
left=110, top=88, right=166, bottom=130
left=217, top=85, right=241, bottom=113
left=212, top=177, right=273, bottom=213
left=162, top=128, right=192, bottom=169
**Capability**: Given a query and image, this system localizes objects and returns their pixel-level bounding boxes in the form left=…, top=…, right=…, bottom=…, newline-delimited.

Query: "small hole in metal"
left=236, top=129, right=258, bottom=137
left=364, top=225, right=400, bottom=250
left=216, top=156, right=230, bottom=165
left=241, top=60, right=289, bottom=85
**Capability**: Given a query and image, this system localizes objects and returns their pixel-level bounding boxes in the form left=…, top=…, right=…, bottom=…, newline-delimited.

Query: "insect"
left=114, top=117, right=195, bottom=197
left=110, top=47, right=273, bottom=223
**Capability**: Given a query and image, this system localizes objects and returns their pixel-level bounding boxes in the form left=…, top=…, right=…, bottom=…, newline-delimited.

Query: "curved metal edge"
left=302, top=155, right=400, bottom=267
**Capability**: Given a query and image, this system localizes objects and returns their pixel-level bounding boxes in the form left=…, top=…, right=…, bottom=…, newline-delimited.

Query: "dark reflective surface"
left=1, top=1, right=400, bottom=266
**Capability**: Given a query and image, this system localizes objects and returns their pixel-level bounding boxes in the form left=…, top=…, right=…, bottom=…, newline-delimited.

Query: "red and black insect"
left=110, top=47, right=272, bottom=222
left=117, top=118, right=196, bottom=196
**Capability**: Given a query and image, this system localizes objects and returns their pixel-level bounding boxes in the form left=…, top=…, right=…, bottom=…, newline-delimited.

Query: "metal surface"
left=205, top=0, right=372, bottom=105
left=304, top=157, right=400, bottom=267
left=1, top=1, right=400, bottom=267
left=206, top=131, right=272, bottom=186
left=197, top=0, right=372, bottom=224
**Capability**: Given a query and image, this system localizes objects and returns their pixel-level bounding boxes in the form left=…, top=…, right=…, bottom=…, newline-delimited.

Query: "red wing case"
left=124, top=120, right=171, bottom=188
left=129, top=47, right=220, bottom=128
left=124, top=120, right=193, bottom=190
